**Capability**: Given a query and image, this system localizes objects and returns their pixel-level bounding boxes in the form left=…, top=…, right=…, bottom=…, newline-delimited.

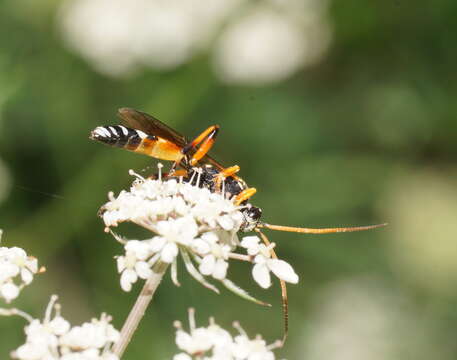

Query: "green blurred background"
left=1, top=0, right=457, bottom=359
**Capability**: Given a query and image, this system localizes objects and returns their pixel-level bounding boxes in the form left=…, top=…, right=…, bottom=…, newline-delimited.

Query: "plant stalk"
left=112, top=262, right=168, bottom=358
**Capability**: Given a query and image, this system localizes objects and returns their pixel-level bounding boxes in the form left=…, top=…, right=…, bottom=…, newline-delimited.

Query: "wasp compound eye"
left=247, top=206, right=262, bottom=222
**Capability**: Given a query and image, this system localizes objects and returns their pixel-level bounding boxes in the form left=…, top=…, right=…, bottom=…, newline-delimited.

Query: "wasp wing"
left=118, top=108, right=188, bottom=147
left=117, top=107, right=225, bottom=170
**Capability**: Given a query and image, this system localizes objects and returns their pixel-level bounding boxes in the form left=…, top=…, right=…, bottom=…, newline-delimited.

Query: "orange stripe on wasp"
left=89, top=108, right=386, bottom=343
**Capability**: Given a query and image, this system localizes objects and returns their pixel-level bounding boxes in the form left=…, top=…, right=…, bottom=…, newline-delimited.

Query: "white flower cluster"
left=58, top=0, right=331, bottom=85
left=0, top=230, right=43, bottom=303
left=7, top=296, right=120, bottom=360
left=173, top=309, right=282, bottom=360
left=102, top=171, right=298, bottom=301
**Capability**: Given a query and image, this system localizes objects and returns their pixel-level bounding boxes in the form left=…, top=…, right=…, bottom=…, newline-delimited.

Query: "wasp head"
left=240, top=205, right=262, bottom=232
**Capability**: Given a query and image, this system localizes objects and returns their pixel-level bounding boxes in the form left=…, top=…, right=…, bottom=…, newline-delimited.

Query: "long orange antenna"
left=254, top=222, right=386, bottom=344
left=259, top=223, right=387, bottom=234
left=255, top=229, right=288, bottom=346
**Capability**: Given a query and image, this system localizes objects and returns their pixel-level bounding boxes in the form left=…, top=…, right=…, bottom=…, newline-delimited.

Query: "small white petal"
left=13, top=342, right=49, bottom=360
left=199, top=255, right=216, bottom=276
left=125, top=240, right=151, bottom=260
left=241, top=236, right=260, bottom=246
left=176, top=216, right=199, bottom=244
left=212, top=259, right=228, bottom=280
left=116, top=256, right=126, bottom=273
left=1, top=282, right=20, bottom=302
left=173, top=353, right=192, bottom=360
left=175, top=330, right=194, bottom=352
left=156, top=220, right=173, bottom=237
left=0, top=263, right=20, bottom=279
left=173, top=197, right=189, bottom=215
left=206, top=324, right=233, bottom=348
left=135, top=261, right=152, bottom=279
left=253, top=254, right=267, bottom=265
left=49, top=316, right=71, bottom=335
left=10, top=247, right=27, bottom=258
left=241, top=236, right=261, bottom=255
left=200, top=231, right=219, bottom=244
left=252, top=263, right=271, bottom=289
left=25, top=258, right=38, bottom=273
left=231, top=211, right=244, bottom=226
left=258, top=243, right=273, bottom=259
left=217, top=230, right=239, bottom=249
left=161, top=243, right=179, bottom=263
left=268, top=259, right=299, bottom=284
left=217, top=215, right=234, bottom=230
left=232, top=335, right=251, bottom=358
left=150, top=237, right=167, bottom=252
left=21, top=268, right=34, bottom=284
left=179, top=327, right=213, bottom=353
left=191, top=238, right=211, bottom=255
left=120, top=269, right=137, bottom=292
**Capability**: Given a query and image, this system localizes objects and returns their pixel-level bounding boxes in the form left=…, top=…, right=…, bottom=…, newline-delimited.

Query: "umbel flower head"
left=173, top=308, right=282, bottom=360
left=0, top=295, right=120, bottom=360
left=100, top=167, right=298, bottom=302
left=0, top=229, right=45, bottom=303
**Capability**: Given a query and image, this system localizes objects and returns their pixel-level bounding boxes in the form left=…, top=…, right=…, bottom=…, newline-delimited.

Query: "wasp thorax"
left=183, top=165, right=245, bottom=199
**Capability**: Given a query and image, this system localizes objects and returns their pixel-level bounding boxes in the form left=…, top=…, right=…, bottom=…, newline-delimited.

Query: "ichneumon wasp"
left=90, top=108, right=386, bottom=342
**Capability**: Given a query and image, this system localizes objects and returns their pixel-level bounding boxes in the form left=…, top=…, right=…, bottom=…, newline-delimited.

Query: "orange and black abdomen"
left=90, top=125, right=183, bottom=162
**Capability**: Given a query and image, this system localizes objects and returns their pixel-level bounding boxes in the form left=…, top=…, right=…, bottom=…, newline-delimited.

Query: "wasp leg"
left=168, top=169, right=188, bottom=178
left=147, top=169, right=188, bottom=180
left=214, top=165, right=240, bottom=192
left=181, top=125, right=220, bottom=166
left=189, top=126, right=219, bottom=166
left=234, top=187, right=256, bottom=205
left=255, top=229, right=288, bottom=345
left=168, top=160, right=178, bottom=175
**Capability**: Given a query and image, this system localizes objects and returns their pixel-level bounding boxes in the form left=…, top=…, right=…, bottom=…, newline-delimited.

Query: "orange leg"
left=148, top=169, right=188, bottom=180
left=181, top=125, right=220, bottom=166
left=214, top=165, right=240, bottom=191
left=221, top=165, right=240, bottom=177
left=234, top=187, right=256, bottom=205
left=168, top=169, right=188, bottom=178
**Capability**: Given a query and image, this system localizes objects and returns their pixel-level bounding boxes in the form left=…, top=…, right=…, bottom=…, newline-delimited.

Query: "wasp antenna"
left=259, top=222, right=387, bottom=234
left=255, top=229, right=288, bottom=345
